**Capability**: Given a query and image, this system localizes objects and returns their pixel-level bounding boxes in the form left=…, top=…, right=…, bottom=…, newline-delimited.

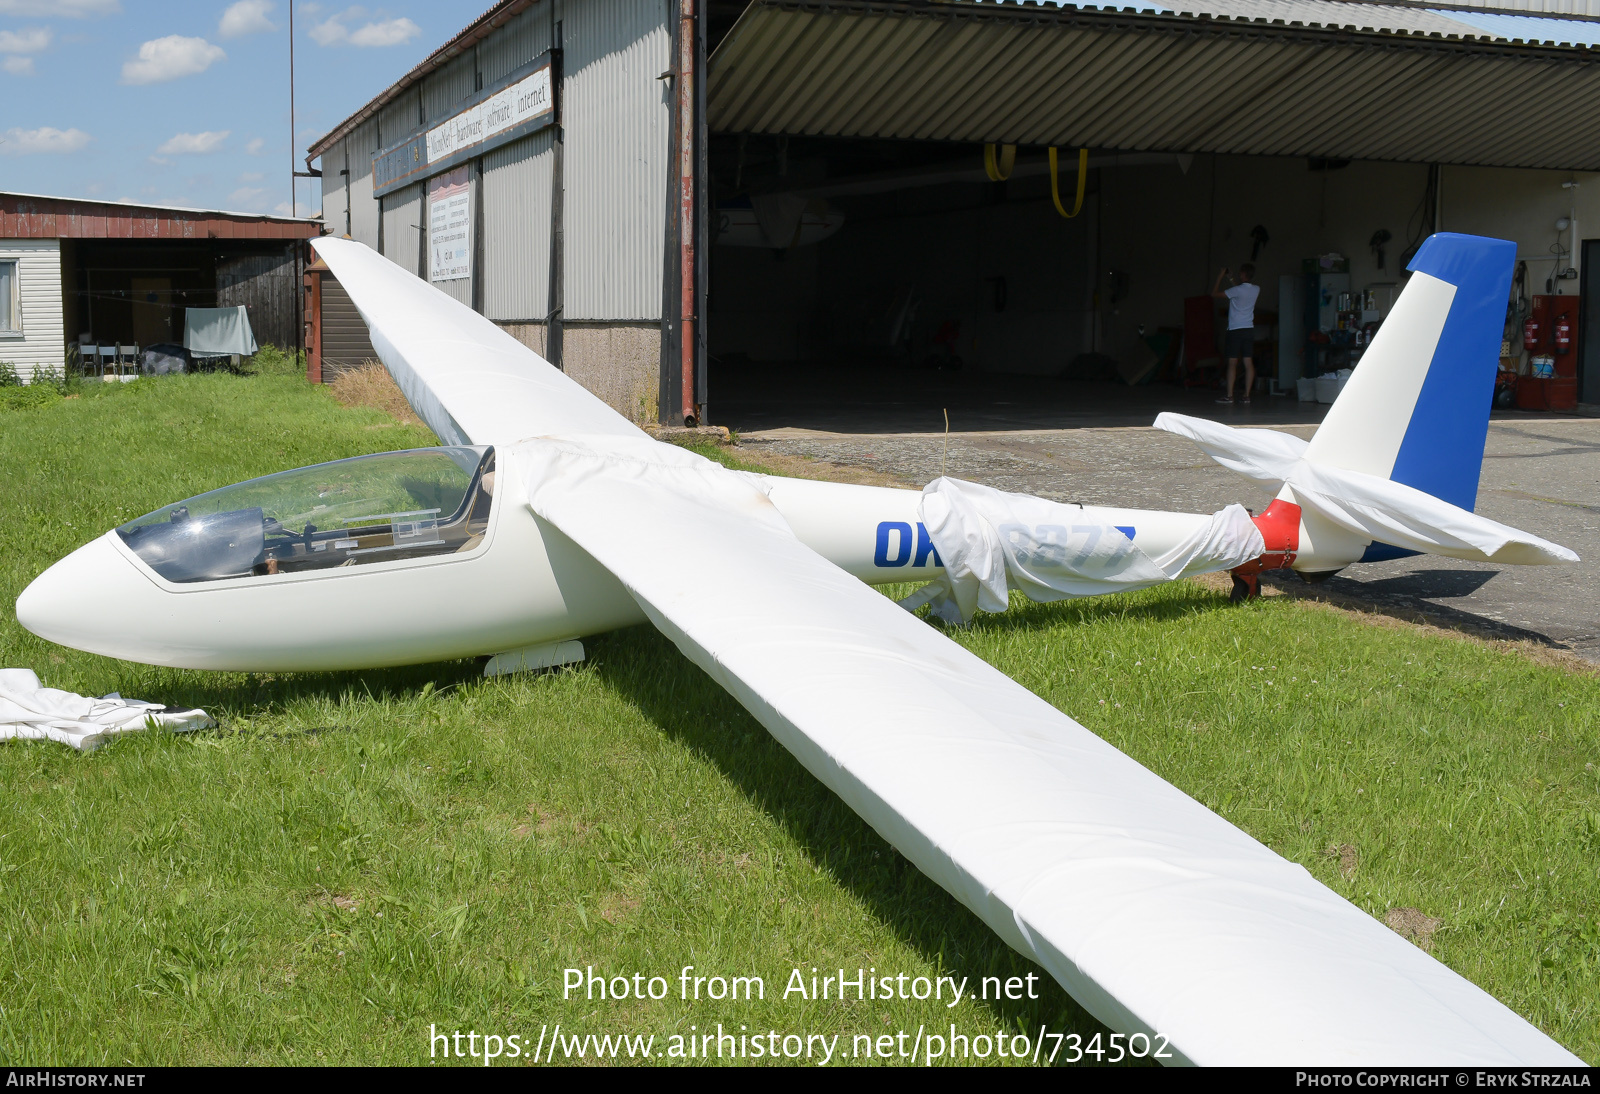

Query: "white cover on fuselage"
left=312, top=238, right=1582, bottom=1065
left=904, top=477, right=1264, bottom=623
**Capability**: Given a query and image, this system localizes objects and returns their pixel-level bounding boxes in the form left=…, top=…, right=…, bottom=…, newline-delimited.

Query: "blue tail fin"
left=1306, top=232, right=1515, bottom=514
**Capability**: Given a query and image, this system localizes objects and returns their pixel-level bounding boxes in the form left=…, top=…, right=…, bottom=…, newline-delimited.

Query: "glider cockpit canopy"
left=116, top=446, right=495, bottom=583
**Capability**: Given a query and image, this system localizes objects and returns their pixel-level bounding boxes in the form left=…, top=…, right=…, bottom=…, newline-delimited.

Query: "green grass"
left=1, top=364, right=1597, bottom=1065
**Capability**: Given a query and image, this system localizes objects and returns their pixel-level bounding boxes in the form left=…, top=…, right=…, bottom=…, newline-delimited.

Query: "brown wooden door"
left=130, top=277, right=172, bottom=345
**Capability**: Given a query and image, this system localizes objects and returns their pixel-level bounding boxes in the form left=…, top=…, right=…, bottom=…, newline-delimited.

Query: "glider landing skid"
left=483, top=639, right=586, bottom=677
left=1230, top=499, right=1302, bottom=602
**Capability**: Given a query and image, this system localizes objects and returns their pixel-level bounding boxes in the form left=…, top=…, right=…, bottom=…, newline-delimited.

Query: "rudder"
left=1304, top=232, right=1515, bottom=512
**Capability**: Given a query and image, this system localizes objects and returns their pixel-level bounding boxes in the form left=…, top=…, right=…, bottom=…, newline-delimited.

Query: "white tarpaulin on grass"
left=0, top=669, right=214, bottom=751
left=901, top=476, right=1265, bottom=623
left=1154, top=413, right=1577, bottom=566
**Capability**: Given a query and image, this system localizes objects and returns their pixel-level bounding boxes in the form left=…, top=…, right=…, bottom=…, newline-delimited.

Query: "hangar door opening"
left=708, top=135, right=1109, bottom=433
left=703, top=139, right=1453, bottom=433
left=702, top=0, right=1600, bottom=431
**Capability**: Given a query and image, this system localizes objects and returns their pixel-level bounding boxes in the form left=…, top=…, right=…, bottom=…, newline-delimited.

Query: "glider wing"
left=312, top=237, right=640, bottom=446
left=513, top=434, right=1579, bottom=1066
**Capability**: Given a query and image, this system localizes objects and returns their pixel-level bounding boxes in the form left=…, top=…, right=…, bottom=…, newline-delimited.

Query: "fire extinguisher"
left=1524, top=314, right=1543, bottom=353
left=1554, top=314, right=1573, bottom=355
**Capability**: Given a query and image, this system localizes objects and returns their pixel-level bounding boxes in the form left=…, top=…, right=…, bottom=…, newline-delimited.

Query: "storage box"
left=1297, top=377, right=1316, bottom=401
left=1514, top=377, right=1576, bottom=411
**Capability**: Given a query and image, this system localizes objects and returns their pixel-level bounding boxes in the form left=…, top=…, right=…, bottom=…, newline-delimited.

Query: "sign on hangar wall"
left=372, top=52, right=555, bottom=199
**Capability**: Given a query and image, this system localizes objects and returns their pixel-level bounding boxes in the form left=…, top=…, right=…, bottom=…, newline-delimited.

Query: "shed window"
left=0, top=260, right=16, bottom=333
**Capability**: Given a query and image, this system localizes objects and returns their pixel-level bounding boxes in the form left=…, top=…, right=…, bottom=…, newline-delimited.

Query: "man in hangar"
left=1212, top=263, right=1261, bottom=405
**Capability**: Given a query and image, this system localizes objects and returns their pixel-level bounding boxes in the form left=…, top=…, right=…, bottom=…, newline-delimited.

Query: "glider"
left=16, top=232, right=1582, bottom=1065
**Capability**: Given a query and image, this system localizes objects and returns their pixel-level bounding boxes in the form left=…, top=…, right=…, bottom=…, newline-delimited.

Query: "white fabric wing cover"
left=905, top=477, right=1264, bottom=623
left=1154, top=413, right=1577, bottom=566
left=514, top=436, right=1578, bottom=1066
left=0, top=668, right=214, bottom=750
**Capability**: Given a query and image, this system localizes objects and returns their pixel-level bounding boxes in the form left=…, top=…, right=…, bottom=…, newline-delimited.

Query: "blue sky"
left=2, top=0, right=489, bottom=218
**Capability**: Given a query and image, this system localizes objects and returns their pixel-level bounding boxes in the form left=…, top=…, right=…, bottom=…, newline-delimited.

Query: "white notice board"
left=429, top=167, right=471, bottom=283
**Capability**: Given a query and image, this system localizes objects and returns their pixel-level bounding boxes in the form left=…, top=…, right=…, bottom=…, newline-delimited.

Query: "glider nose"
left=17, top=533, right=148, bottom=655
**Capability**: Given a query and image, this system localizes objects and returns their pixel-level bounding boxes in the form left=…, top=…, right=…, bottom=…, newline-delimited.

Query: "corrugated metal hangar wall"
left=315, top=0, right=669, bottom=421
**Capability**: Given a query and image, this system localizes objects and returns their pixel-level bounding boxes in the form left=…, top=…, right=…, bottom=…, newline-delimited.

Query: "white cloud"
left=0, top=126, right=91, bottom=154
left=229, top=186, right=267, bottom=208
left=274, top=200, right=297, bottom=217
left=121, top=35, right=226, bottom=85
left=238, top=170, right=264, bottom=182
left=246, top=136, right=265, bottom=155
left=219, top=0, right=275, bottom=38
left=349, top=16, right=417, bottom=46
left=157, top=130, right=230, bottom=155
left=3, top=56, right=33, bottom=75
left=0, top=0, right=117, bottom=16
left=0, top=27, right=51, bottom=53
left=307, top=16, right=346, bottom=46
left=311, top=9, right=419, bottom=48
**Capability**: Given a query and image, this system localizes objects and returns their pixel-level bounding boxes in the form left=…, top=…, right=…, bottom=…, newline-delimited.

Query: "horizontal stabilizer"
left=1155, top=413, right=1577, bottom=566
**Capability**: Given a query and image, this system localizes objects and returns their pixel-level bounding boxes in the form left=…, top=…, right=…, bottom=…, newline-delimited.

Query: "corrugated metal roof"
left=1162, top=0, right=1600, bottom=40
left=0, top=192, right=320, bottom=240
left=1370, top=0, right=1600, bottom=20
left=707, top=0, right=1600, bottom=169
left=306, top=0, right=1600, bottom=164
left=1168, top=0, right=1495, bottom=35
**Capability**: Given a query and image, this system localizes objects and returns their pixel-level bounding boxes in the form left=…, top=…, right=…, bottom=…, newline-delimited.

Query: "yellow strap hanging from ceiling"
left=983, top=143, right=1016, bottom=182
left=1049, top=147, right=1089, bottom=218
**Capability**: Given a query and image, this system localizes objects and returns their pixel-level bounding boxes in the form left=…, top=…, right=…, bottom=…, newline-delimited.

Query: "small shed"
left=0, top=192, right=321, bottom=381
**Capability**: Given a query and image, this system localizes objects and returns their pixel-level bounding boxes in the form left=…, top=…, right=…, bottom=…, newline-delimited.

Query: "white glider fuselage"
left=16, top=453, right=1218, bottom=673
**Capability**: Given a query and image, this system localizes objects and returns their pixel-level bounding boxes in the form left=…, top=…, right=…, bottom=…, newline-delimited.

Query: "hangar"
left=305, top=0, right=1600, bottom=427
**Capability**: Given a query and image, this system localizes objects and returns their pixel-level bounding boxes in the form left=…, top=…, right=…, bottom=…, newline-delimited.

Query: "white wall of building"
left=0, top=239, right=63, bottom=382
